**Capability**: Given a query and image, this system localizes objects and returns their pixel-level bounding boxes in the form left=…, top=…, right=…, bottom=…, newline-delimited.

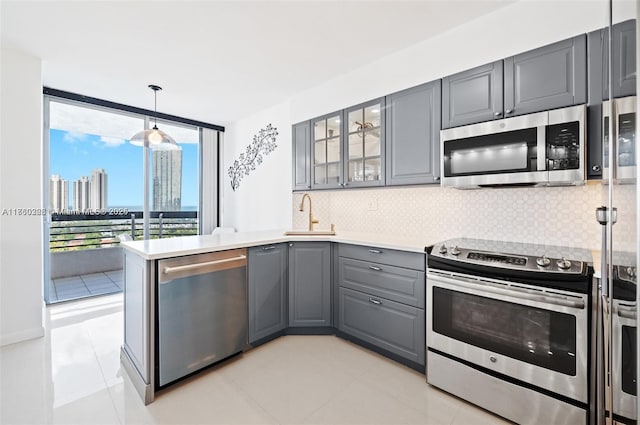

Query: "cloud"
left=63, top=131, right=89, bottom=143
left=100, top=136, right=126, bottom=148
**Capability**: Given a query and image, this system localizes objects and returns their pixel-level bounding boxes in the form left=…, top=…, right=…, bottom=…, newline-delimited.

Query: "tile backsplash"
left=293, top=183, right=637, bottom=251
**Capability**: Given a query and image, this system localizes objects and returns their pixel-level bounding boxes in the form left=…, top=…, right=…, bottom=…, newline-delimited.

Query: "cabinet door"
left=338, top=287, right=425, bottom=366
left=288, top=242, right=331, bottom=327
left=504, top=35, right=586, bottom=117
left=343, top=98, right=385, bottom=188
left=292, top=121, right=311, bottom=191
left=248, top=244, right=288, bottom=343
left=442, top=60, right=503, bottom=129
left=609, top=20, right=637, bottom=99
left=311, top=112, right=343, bottom=189
left=385, top=81, right=441, bottom=185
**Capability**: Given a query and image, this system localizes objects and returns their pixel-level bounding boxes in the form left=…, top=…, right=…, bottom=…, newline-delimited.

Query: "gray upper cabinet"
left=292, top=121, right=311, bottom=191
left=288, top=242, right=331, bottom=327
left=441, top=60, right=503, bottom=129
left=248, top=244, right=288, bottom=343
left=504, top=35, right=586, bottom=117
left=343, top=98, right=385, bottom=188
left=311, top=111, right=343, bottom=190
left=385, top=81, right=441, bottom=185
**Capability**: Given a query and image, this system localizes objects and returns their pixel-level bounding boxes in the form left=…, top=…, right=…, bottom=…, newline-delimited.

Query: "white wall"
left=0, top=47, right=45, bottom=346
left=222, top=102, right=292, bottom=231
left=225, top=0, right=634, bottom=233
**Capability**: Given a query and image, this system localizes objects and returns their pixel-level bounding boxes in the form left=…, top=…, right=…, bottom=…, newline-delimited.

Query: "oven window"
left=621, top=325, right=637, bottom=396
left=433, top=287, right=576, bottom=376
left=442, top=128, right=538, bottom=177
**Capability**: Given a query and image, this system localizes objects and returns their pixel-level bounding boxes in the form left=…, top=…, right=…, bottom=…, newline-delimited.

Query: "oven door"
left=612, top=299, right=637, bottom=421
left=427, top=269, right=589, bottom=403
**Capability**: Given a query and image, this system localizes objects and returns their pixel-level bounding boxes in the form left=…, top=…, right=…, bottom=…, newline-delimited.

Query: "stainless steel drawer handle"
left=262, top=246, right=275, bottom=251
left=369, top=265, right=382, bottom=271
left=368, top=249, right=382, bottom=254
left=162, top=255, right=247, bottom=275
left=369, top=298, right=382, bottom=305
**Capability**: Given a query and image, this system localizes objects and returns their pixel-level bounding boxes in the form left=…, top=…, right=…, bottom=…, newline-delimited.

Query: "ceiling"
left=1, top=1, right=515, bottom=125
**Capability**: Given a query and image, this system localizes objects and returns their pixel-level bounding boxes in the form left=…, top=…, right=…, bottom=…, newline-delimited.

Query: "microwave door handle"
left=537, top=125, right=546, bottom=171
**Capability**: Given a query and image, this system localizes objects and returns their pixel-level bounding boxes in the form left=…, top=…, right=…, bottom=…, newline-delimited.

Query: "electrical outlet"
left=367, top=198, right=378, bottom=211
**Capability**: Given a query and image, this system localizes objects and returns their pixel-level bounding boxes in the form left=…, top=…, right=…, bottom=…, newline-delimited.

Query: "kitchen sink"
left=284, top=230, right=336, bottom=236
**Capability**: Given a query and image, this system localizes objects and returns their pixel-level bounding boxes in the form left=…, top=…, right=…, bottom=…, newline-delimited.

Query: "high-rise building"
left=73, top=176, right=90, bottom=212
left=153, top=149, right=182, bottom=211
left=49, top=175, right=69, bottom=213
left=90, top=168, right=108, bottom=210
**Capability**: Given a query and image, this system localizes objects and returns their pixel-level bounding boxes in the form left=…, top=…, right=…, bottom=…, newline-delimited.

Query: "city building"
left=153, top=149, right=182, bottom=211
left=72, top=176, right=90, bottom=212
left=49, top=174, right=68, bottom=213
left=89, top=168, right=107, bottom=210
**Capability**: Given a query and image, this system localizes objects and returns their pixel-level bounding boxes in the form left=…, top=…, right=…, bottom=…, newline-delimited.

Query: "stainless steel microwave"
left=440, top=104, right=586, bottom=189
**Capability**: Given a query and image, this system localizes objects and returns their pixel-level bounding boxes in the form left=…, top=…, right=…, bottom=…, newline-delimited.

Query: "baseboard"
left=285, top=327, right=335, bottom=335
left=0, top=326, right=45, bottom=347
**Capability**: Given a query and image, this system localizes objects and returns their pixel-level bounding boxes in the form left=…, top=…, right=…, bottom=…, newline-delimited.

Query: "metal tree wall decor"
left=228, top=124, right=278, bottom=191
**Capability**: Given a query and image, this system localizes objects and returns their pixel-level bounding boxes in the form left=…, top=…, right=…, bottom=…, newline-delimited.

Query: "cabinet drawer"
left=338, top=287, right=425, bottom=366
left=338, top=244, right=425, bottom=271
left=338, top=257, right=424, bottom=308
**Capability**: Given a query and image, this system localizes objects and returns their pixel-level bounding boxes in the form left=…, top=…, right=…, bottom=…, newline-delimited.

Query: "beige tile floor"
left=0, top=293, right=510, bottom=425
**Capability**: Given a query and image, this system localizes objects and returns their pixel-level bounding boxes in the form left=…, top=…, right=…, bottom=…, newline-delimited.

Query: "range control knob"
left=536, top=256, right=551, bottom=267
left=627, top=267, right=637, bottom=278
left=439, top=245, right=448, bottom=255
left=556, top=257, right=572, bottom=270
left=450, top=246, right=461, bottom=256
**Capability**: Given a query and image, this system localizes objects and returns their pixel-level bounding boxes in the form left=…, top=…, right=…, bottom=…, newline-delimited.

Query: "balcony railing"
left=50, top=211, right=198, bottom=252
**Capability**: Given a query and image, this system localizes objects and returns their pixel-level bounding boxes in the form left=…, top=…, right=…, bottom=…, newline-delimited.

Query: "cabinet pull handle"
left=369, top=265, right=382, bottom=271
left=369, top=298, right=382, bottom=305
left=262, top=246, right=275, bottom=251
left=494, top=112, right=502, bottom=117
left=505, top=109, right=513, bottom=114
left=368, top=249, right=382, bottom=254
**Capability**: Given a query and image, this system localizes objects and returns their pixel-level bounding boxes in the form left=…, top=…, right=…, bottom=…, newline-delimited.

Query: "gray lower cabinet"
left=338, top=287, right=425, bottom=366
left=292, top=121, right=311, bottom=191
left=504, top=35, right=586, bottom=117
left=385, top=80, right=441, bottom=185
left=337, top=244, right=425, bottom=367
left=248, top=244, right=288, bottom=343
left=442, top=60, right=503, bottom=129
left=288, top=242, right=331, bottom=327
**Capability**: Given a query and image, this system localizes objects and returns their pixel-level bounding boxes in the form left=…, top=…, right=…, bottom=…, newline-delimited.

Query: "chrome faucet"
left=299, top=193, right=319, bottom=231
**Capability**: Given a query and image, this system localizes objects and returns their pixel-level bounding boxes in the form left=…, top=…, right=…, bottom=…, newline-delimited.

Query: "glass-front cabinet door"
left=312, top=111, right=343, bottom=189
left=344, top=99, right=385, bottom=187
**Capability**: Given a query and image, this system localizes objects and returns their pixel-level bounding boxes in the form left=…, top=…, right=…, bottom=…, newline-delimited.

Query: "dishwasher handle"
left=159, top=250, right=247, bottom=284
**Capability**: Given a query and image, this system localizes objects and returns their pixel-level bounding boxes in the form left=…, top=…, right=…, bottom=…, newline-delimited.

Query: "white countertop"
left=121, top=229, right=430, bottom=260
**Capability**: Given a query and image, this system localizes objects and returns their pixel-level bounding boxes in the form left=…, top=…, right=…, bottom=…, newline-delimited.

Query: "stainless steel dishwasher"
left=157, top=248, right=248, bottom=387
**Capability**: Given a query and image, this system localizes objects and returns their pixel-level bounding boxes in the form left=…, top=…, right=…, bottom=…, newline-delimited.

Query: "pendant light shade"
left=130, top=85, right=180, bottom=150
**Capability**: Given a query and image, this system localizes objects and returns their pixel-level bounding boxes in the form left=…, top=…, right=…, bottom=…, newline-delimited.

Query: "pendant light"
left=130, top=85, right=179, bottom=151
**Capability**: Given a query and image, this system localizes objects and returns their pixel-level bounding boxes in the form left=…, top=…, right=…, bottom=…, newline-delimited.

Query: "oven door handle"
left=616, top=304, right=637, bottom=320
left=428, top=272, right=585, bottom=309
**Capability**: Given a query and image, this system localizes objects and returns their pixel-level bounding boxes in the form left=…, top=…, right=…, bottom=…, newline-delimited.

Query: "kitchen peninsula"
left=120, top=230, right=429, bottom=404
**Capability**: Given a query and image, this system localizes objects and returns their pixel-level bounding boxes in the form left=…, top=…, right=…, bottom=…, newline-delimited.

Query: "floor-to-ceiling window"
left=43, top=90, right=221, bottom=304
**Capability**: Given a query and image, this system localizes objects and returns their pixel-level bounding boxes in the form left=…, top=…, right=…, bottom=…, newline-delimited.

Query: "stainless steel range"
left=426, top=238, right=594, bottom=425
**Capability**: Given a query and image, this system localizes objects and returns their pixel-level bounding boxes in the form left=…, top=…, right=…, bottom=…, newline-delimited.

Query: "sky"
left=50, top=129, right=199, bottom=209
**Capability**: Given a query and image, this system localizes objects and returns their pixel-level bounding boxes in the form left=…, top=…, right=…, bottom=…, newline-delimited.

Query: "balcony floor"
left=49, top=269, right=123, bottom=303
